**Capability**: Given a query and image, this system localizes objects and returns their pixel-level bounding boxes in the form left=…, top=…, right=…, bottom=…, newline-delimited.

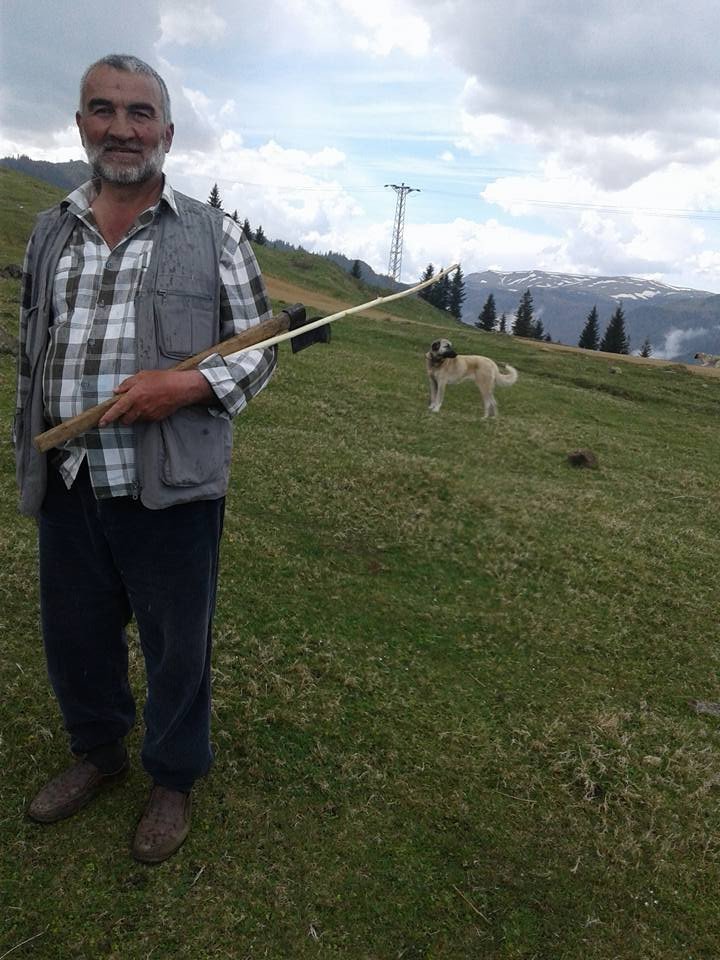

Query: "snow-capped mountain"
left=462, top=270, right=720, bottom=360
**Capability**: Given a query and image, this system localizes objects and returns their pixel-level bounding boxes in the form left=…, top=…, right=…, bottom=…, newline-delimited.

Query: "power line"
left=195, top=174, right=720, bottom=223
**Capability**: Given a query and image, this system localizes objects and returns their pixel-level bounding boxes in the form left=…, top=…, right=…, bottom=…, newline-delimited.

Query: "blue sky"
left=3, top=0, right=720, bottom=292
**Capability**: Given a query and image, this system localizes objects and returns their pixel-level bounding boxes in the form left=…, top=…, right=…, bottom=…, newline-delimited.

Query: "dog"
left=694, top=352, right=720, bottom=367
left=426, top=338, right=518, bottom=417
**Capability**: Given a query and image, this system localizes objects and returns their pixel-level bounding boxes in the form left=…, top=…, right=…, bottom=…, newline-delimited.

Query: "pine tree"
left=498, top=313, right=507, bottom=334
left=600, top=305, right=630, bottom=354
left=578, top=305, right=600, bottom=350
left=476, top=293, right=497, bottom=331
left=513, top=289, right=535, bottom=338
left=418, top=263, right=435, bottom=302
left=432, top=271, right=451, bottom=312
left=242, top=218, right=253, bottom=241
left=532, top=317, right=545, bottom=340
left=448, top=266, right=466, bottom=320
left=639, top=336, right=652, bottom=358
left=231, top=209, right=239, bottom=223
left=254, top=224, right=267, bottom=245
left=208, top=183, right=223, bottom=209
left=350, top=259, right=362, bottom=280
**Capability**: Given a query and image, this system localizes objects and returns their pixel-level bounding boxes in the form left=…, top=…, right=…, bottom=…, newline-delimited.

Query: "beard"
left=83, top=137, right=167, bottom=185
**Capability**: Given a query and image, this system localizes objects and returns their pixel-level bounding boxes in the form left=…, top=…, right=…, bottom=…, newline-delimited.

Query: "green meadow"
left=2, top=166, right=720, bottom=958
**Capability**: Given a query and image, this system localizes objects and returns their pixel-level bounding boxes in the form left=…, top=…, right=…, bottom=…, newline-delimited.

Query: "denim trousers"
left=38, top=461, right=225, bottom=792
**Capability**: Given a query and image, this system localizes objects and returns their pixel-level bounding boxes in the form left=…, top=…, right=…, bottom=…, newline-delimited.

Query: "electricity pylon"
left=385, top=182, right=420, bottom=282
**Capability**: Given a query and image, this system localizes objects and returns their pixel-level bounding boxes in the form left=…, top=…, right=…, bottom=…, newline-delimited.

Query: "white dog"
left=426, top=338, right=518, bottom=417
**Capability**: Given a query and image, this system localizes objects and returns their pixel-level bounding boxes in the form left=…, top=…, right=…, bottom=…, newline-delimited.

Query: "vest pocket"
left=159, top=406, right=231, bottom=486
left=154, top=289, right=215, bottom=360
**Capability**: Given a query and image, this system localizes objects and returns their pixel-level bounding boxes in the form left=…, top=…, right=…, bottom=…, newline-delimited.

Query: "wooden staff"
left=32, top=264, right=459, bottom=454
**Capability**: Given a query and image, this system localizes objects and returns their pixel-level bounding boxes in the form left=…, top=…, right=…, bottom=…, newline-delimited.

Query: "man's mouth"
left=103, top=145, right=142, bottom=155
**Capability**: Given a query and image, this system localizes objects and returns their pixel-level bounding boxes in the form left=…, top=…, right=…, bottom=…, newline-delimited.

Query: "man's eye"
left=131, top=109, right=153, bottom=120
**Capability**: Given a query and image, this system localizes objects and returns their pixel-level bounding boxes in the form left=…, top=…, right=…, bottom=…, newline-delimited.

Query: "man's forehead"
left=82, top=65, right=163, bottom=108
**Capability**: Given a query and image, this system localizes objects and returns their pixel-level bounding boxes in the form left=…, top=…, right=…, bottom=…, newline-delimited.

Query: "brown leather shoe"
left=27, top=756, right=129, bottom=823
left=132, top=785, right=192, bottom=864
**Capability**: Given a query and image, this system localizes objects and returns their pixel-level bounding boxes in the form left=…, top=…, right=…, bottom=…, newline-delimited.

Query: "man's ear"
left=164, top=123, right=175, bottom=152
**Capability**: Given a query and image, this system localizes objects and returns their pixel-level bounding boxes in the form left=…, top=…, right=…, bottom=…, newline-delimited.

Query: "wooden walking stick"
left=33, top=264, right=459, bottom=453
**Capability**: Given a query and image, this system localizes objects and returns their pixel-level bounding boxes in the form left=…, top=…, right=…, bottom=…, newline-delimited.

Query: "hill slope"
left=3, top=168, right=720, bottom=958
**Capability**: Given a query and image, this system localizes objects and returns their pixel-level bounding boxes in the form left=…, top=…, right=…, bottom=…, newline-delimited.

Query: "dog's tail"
left=496, top=364, right=518, bottom=387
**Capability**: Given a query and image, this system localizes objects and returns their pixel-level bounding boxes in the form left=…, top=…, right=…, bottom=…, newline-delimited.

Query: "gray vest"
left=15, top=191, right=232, bottom=516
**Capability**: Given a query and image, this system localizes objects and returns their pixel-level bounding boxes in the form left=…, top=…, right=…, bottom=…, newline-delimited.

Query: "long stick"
left=33, top=264, right=458, bottom=453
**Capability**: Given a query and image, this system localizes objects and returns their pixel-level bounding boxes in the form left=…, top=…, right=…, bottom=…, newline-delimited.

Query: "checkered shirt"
left=18, top=179, right=276, bottom=499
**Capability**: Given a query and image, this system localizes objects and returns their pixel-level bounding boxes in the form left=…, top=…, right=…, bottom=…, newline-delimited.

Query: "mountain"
left=0, top=155, right=92, bottom=192
left=462, top=270, right=720, bottom=360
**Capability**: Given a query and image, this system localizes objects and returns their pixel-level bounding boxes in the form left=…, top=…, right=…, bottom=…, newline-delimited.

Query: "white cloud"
left=411, top=0, right=720, bottom=186
left=159, top=2, right=226, bottom=46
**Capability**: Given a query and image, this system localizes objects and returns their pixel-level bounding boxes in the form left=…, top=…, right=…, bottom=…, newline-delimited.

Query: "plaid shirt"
left=18, top=179, right=275, bottom=499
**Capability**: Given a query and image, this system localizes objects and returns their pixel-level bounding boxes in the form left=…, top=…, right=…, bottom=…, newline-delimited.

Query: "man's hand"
left=98, top=370, right=214, bottom=427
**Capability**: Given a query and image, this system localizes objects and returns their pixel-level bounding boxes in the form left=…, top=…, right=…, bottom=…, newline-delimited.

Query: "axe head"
left=282, top=303, right=332, bottom=353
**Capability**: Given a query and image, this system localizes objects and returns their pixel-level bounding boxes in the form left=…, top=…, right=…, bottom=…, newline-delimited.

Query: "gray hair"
left=79, top=54, right=172, bottom=124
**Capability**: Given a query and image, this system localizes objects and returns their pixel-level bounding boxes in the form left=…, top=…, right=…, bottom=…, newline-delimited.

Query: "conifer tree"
left=231, top=209, right=239, bottom=223
left=254, top=224, right=267, bottom=245
left=639, top=336, right=652, bottom=358
left=350, top=259, right=362, bottom=279
left=242, top=218, right=253, bottom=241
left=498, top=312, right=507, bottom=334
left=578, top=305, right=600, bottom=350
left=418, top=263, right=435, bottom=302
left=476, top=293, right=497, bottom=331
left=600, top=305, right=630, bottom=354
left=532, top=317, right=545, bottom=340
left=433, top=271, right=451, bottom=312
left=448, top=266, right=466, bottom=320
left=208, top=183, right=223, bottom=209
left=513, top=289, right=535, bottom=338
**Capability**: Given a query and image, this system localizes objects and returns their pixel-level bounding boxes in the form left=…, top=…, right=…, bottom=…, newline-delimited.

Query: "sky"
left=2, top=0, right=720, bottom=293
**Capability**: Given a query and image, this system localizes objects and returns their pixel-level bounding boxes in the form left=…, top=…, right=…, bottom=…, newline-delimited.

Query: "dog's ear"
left=431, top=340, right=441, bottom=352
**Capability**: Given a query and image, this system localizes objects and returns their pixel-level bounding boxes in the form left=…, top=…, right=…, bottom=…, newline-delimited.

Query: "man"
left=14, top=54, right=276, bottom=863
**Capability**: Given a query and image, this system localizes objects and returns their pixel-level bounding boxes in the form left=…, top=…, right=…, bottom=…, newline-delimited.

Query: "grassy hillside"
left=3, top=171, right=720, bottom=959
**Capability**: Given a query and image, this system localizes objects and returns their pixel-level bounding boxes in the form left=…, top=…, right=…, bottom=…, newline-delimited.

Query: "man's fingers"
left=113, top=377, right=135, bottom=394
left=99, top=395, right=134, bottom=427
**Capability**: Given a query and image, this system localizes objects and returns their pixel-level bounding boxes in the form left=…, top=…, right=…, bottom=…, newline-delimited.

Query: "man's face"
left=76, top=65, right=174, bottom=186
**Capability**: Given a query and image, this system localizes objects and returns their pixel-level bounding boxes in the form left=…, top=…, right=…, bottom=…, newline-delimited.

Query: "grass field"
left=3, top=170, right=720, bottom=959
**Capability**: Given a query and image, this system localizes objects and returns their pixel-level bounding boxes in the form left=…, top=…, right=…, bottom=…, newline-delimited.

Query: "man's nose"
left=107, top=109, right=134, bottom=139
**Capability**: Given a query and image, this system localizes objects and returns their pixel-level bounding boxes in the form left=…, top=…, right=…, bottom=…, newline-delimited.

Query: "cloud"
left=159, top=3, right=226, bottom=47
left=411, top=0, right=720, bottom=186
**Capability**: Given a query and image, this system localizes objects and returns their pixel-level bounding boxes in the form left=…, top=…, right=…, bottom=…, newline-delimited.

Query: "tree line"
left=475, top=290, right=653, bottom=357
left=474, top=290, right=549, bottom=342
left=417, top=263, right=466, bottom=320
left=207, top=183, right=267, bottom=245
left=577, top=303, right=652, bottom=357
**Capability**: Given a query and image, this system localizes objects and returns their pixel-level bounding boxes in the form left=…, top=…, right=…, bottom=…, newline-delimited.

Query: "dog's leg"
left=432, top=379, right=446, bottom=412
left=428, top=373, right=439, bottom=411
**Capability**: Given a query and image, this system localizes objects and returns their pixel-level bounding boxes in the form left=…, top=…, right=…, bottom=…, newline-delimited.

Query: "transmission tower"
left=385, top=182, right=420, bottom=282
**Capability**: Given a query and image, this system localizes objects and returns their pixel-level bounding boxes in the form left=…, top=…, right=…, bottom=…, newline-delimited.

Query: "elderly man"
left=14, top=54, right=276, bottom=863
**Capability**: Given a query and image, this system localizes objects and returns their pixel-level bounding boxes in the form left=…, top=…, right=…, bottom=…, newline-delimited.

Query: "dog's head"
left=428, top=338, right=458, bottom=361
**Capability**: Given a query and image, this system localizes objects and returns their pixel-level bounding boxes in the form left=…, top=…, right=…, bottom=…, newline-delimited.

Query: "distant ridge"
left=463, top=269, right=720, bottom=361
left=0, top=155, right=91, bottom=192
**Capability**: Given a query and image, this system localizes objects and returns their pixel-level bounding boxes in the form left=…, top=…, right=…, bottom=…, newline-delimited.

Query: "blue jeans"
left=38, top=461, right=225, bottom=792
